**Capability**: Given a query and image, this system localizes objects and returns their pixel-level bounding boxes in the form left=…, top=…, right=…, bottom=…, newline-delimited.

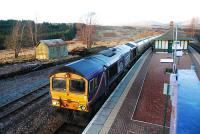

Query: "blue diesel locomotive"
left=49, top=36, right=158, bottom=112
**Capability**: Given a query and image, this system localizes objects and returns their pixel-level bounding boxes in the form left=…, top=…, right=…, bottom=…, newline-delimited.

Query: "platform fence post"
left=162, top=84, right=169, bottom=134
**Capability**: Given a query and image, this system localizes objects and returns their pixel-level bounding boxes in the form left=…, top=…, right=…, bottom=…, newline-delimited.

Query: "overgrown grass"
left=0, top=48, right=35, bottom=65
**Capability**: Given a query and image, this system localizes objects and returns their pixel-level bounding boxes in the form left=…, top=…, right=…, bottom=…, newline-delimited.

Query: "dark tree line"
left=0, top=20, right=76, bottom=50
left=37, top=22, right=76, bottom=41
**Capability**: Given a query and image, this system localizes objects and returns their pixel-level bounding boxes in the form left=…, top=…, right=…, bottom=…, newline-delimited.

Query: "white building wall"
left=162, top=41, right=165, bottom=49
left=155, top=40, right=158, bottom=49
left=184, top=41, right=188, bottom=49
left=181, top=41, right=184, bottom=49
left=159, top=40, right=162, bottom=49
left=165, top=41, right=168, bottom=49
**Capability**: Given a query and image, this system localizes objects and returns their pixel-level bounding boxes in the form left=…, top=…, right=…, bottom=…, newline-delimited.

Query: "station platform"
left=83, top=49, right=200, bottom=134
left=170, top=70, right=200, bottom=134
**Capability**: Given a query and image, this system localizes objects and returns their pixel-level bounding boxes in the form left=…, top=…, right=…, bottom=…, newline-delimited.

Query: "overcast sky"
left=0, top=0, right=199, bottom=25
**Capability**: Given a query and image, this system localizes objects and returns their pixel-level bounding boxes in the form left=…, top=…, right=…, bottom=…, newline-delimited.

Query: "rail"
left=189, top=46, right=200, bottom=66
left=0, top=83, right=49, bottom=120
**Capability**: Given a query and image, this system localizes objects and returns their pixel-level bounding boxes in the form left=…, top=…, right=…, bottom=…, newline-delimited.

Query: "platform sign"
left=173, top=41, right=183, bottom=57
left=176, top=50, right=183, bottom=57
left=160, top=59, right=174, bottom=63
left=163, top=83, right=172, bottom=96
left=172, top=41, right=181, bottom=50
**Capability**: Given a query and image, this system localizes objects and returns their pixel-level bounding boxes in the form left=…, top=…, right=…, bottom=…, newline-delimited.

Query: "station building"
left=154, top=29, right=193, bottom=53
left=36, top=39, right=68, bottom=60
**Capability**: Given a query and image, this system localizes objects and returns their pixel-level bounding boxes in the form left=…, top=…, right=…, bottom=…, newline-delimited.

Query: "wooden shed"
left=154, top=29, right=193, bottom=53
left=36, top=39, right=68, bottom=60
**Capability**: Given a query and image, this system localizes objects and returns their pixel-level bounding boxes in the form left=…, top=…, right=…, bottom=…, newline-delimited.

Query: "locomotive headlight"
left=52, top=100, right=60, bottom=106
left=79, top=105, right=86, bottom=110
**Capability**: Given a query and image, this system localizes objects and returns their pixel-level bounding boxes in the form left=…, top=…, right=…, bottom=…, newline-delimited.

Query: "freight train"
left=49, top=36, right=159, bottom=112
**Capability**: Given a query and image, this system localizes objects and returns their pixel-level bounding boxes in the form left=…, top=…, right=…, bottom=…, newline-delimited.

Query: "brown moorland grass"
left=0, top=31, right=160, bottom=64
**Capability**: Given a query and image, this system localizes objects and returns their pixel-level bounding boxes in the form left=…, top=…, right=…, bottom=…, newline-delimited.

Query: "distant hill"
left=125, top=21, right=166, bottom=27
left=178, top=19, right=200, bottom=29
left=126, top=19, right=200, bottom=29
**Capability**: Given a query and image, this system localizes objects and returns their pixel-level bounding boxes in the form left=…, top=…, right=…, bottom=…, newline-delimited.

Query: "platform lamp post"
left=162, top=25, right=178, bottom=134
left=162, top=84, right=170, bottom=134
left=173, top=25, right=178, bottom=74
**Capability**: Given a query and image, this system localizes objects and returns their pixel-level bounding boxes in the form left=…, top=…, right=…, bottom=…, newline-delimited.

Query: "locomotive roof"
left=67, top=58, right=105, bottom=79
left=50, top=45, right=132, bottom=80
left=50, top=58, right=105, bottom=80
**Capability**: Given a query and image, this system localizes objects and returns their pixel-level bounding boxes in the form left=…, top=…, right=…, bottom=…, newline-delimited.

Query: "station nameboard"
left=160, top=59, right=174, bottom=63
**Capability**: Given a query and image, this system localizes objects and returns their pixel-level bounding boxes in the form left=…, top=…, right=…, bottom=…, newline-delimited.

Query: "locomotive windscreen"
left=70, top=79, right=85, bottom=93
left=52, top=78, right=66, bottom=92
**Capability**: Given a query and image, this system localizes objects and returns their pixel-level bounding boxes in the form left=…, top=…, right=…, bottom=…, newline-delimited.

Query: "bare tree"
left=78, top=12, right=97, bottom=48
left=5, top=21, right=25, bottom=58
left=27, top=21, right=35, bottom=46
left=5, top=22, right=20, bottom=50
left=16, top=24, right=25, bottom=58
left=34, top=21, right=38, bottom=44
left=188, top=17, right=199, bottom=38
left=34, top=14, right=38, bottom=44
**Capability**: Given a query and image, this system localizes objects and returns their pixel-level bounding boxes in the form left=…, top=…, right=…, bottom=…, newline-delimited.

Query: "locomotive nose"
left=50, top=72, right=89, bottom=112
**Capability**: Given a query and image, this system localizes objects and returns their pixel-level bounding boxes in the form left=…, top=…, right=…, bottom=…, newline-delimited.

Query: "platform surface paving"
left=108, top=53, right=194, bottom=134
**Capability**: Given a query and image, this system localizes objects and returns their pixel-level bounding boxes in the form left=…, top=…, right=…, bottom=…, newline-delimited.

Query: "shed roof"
left=156, top=29, right=193, bottom=41
left=37, top=39, right=66, bottom=47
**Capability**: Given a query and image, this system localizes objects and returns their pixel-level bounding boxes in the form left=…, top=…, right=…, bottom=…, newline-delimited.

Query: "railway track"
left=0, top=46, right=152, bottom=134
left=0, top=83, right=49, bottom=120
left=54, top=122, right=85, bottom=134
left=190, top=43, right=200, bottom=53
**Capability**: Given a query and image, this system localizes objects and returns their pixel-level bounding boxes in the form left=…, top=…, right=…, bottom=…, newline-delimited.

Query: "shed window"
left=52, top=78, right=66, bottom=92
left=70, top=79, right=85, bottom=93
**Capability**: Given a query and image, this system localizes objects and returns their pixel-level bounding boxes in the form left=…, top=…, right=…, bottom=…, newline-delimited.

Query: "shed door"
left=168, top=41, right=173, bottom=53
left=56, top=47, right=61, bottom=58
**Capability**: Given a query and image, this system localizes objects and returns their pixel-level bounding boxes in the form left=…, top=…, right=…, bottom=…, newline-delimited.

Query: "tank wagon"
left=49, top=36, right=159, bottom=112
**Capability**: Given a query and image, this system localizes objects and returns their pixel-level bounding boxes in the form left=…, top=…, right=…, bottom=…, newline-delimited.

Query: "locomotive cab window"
left=132, top=48, right=137, bottom=58
left=108, top=63, right=118, bottom=80
left=52, top=78, right=66, bottom=92
left=90, top=77, right=98, bottom=92
left=70, top=79, right=85, bottom=93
